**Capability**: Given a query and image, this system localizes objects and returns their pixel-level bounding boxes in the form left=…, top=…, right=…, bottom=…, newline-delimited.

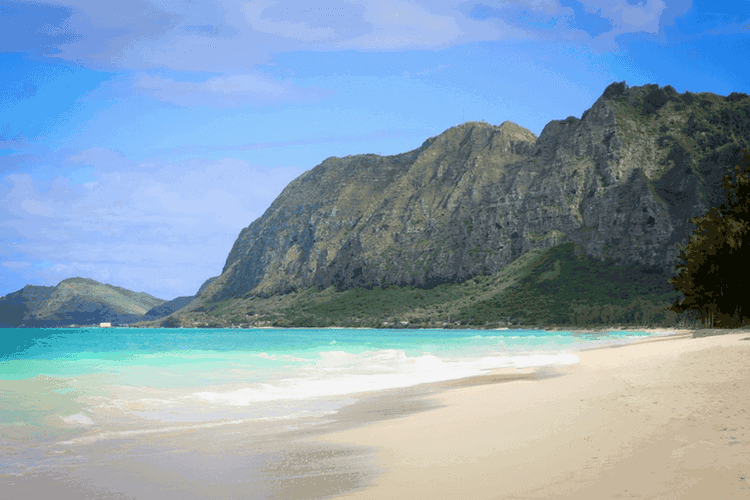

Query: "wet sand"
left=310, top=328, right=750, bottom=499
left=0, top=359, right=554, bottom=499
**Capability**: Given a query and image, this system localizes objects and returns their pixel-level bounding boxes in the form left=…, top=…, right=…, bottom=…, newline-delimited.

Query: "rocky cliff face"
left=201, top=82, right=750, bottom=302
left=0, top=278, right=166, bottom=327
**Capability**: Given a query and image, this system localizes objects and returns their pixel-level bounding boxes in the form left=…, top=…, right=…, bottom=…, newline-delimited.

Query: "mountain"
left=153, top=239, right=695, bottom=330
left=141, top=296, right=194, bottom=321
left=0, top=278, right=167, bottom=327
left=191, top=82, right=748, bottom=310
left=9, top=81, right=748, bottom=330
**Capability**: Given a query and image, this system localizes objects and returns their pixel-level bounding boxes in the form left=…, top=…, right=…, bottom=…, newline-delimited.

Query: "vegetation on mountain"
left=668, top=149, right=750, bottom=327
left=140, top=82, right=747, bottom=330
left=192, top=83, right=750, bottom=313
left=141, top=295, right=194, bottom=321
left=5, top=82, right=750, bottom=331
left=139, top=242, right=701, bottom=330
left=0, top=278, right=168, bottom=327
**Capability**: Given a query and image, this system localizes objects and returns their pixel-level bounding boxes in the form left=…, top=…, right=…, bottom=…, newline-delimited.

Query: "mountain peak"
left=60, top=277, right=101, bottom=286
left=437, top=120, right=536, bottom=139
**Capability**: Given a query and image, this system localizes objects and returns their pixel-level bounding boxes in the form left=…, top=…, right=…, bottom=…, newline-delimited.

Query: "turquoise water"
left=1, top=326, right=677, bottom=475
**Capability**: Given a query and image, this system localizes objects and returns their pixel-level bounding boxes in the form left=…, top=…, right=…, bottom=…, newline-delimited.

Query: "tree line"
left=669, top=148, right=750, bottom=328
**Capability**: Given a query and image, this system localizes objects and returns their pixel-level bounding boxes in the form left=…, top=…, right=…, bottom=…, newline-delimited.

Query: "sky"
left=1, top=0, right=749, bottom=301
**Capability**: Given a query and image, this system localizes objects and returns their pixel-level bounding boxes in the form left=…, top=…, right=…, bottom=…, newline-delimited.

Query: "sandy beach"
left=3, top=327, right=748, bottom=499
left=309, top=328, right=750, bottom=499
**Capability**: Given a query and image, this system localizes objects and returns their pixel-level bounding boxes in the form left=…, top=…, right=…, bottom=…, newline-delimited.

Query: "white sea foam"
left=6, top=328, right=668, bottom=459
left=62, top=414, right=93, bottom=426
left=192, top=349, right=579, bottom=406
left=253, top=352, right=309, bottom=362
left=57, top=418, right=251, bottom=445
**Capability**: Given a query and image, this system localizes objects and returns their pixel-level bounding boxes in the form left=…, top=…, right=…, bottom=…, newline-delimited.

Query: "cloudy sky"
left=1, top=0, right=748, bottom=300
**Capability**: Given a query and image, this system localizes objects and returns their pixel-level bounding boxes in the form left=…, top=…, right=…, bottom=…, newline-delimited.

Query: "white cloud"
left=342, top=0, right=466, bottom=49
left=402, top=63, right=452, bottom=77
left=616, top=0, right=666, bottom=31
left=14, top=0, right=672, bottom=73
left=473, top=0, right=562, bottom=16
left=1, top=261, right=31, bottom=269
left=240, top=2, right=339, bottom=41
left=134, top=71, right=334, bottom=108
left=462, top=0, right=670, bottom=53
left=66, top=147, right=132, bottom=170
left=1, top=149, right=304, bottom=298
left=582, top=0, right=667, bottom=52
left=19, top=198, right=55, bottom=217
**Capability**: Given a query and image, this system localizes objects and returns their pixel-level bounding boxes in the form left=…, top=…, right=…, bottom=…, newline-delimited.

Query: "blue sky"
left=1, top=0, right=749, bottom=300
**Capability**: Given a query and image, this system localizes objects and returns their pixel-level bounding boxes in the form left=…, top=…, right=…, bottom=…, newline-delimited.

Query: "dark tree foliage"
left=669, top=149, right=750, bottom=328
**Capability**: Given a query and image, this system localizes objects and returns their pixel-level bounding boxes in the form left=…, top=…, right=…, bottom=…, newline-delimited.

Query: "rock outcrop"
left=198, top=82, right=750, bottom=302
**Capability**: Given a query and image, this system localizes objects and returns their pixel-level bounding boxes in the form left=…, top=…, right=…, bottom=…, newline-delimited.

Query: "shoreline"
left=306, top=328, right=750, bottom=499
left=4, top=327, right=749, bottom=499
left=8, top=324, right=717, bottom=333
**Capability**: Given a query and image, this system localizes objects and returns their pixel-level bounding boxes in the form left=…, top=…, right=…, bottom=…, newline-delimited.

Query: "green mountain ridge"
left=4, top=81, right=748, bottom=330
left=139, top=241, right=701, bottom=329
left=0, top=278, right=179, bottom=327
left=133, top=81, right=747, bottom=329
left=192, top=82, right=748, bottom=303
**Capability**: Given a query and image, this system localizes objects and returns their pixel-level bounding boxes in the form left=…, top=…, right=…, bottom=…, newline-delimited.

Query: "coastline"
left=4, top=327, right=748, bottom=499
left=306, top=327, right=750, bottom=499
left=17, top=324, right=718, bottom=333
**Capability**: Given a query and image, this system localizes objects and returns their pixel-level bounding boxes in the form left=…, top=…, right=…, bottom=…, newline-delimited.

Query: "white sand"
left=313, top=329, right=750, bottom=499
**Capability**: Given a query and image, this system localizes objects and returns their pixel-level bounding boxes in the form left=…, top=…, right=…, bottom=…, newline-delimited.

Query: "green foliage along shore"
left=669, top=148, right=750, bottom=328
left=145, top=242, right=702, bottom=330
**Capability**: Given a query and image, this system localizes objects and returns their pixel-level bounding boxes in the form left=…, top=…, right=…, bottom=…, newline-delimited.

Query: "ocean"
left=1, top=326, right=679, bottom=480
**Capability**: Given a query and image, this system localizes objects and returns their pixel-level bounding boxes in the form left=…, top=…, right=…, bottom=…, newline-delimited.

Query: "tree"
left=669, top=148, right=750, bottom=328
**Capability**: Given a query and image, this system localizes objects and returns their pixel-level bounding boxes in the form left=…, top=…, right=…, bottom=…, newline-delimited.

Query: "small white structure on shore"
left=99, top=322, right=112, bottom=328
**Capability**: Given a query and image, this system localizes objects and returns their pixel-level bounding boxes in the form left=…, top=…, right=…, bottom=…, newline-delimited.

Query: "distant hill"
left=0, top=278, right=175, bottom=327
